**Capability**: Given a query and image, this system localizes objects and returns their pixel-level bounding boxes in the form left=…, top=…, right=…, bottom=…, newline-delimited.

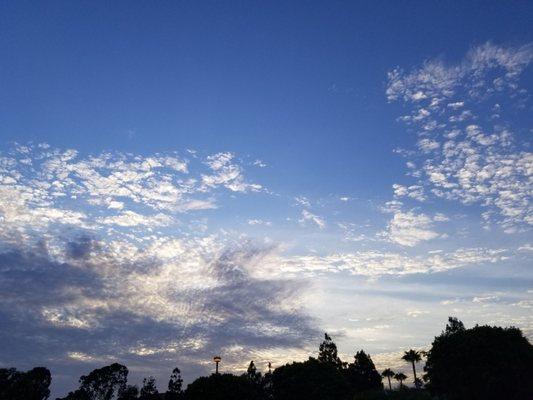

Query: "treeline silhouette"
left=1, top=318, right=532, bottom=400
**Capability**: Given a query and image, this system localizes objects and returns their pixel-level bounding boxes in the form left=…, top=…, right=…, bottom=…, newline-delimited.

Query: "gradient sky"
left=1, top=1, right=532, bottom=397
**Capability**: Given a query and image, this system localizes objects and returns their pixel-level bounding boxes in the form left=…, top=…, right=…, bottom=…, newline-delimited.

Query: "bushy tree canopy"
left=79, top=363, right=128, bottom=400
left=185, top=373, right=261, bottom=400
left=165, top=368, right=183, bottom=400
left=117, top=385, right=139, bottom=400
left=245, top=361, right=262, bottom=385
left=139, top=377, right=158, bottom=400
left=272, top=358, right=349, bottom=400
left=318, top=333, right=343, bottom=368
left=344, top=351, right=382, bottom=393
left=424, top=318, right=533, bottom=400
left=0, top=367, right=51, bottom=400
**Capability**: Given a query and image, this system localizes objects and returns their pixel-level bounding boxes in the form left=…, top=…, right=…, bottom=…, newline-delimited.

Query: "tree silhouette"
left=402, top=350, right=422, bottom=388
left=444, top=316, right=465, bottom=335
left=394, top=373, right=407, bottom=389
left=273, top=358, right=349, bottom=400
left=424, top=318, right=533, bottom=400
left=261, top=368, right=274, bottom=400
left=381, top=368, right=395, bottom=391
left=245, top=361, right=262, bottom=385
left=78, top=363, right=128, bottom=400
left=185, top=373, right=261, bottom=400
left=139, top=377, right=158, bottom=400
left=414, top=377, right=424, bottom=389
left=118, top=385, right=139, bottom=400
left=166, top=368, right=183, bottom=400
left=344, top=350, right=382, bottom=393
left=318, top=333, right=343, bottom=368
left=0, top=367, right=51, bottom=400
left=56, top=389, right=90, bottom=400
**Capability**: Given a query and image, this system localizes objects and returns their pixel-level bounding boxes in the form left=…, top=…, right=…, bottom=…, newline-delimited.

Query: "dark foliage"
left=401, top=350, right=422, bottom=389
left=272, top=358, right=349, bottom=400
left=424, top=317, right=533, bottom=400
left=353, top=388, right=432, bottom=400
left=244, top=361, right=262, bottom=385
left=165, top=368, right=183, bottom=400
left=394, top=373, right=407, bottom=389
left=56, top=389, right=90, bottom=400
left=185, top=373, right=261, bottom=400
left=317, top=333, right=343, bottom=368
left=0, top=367, right=51, bottom=400
left=381, top=368, right=395, bottom=391
left=260, top=372, right=273, bottom=400
left=139, top=377, right=158, bottom=400
left=81, top=363, right=128, bottom=400
left=118, top=386, right=139, bottom=400
left=57, top=363, right=128, bottom=400
left=344, top=350, right=382, bottom=393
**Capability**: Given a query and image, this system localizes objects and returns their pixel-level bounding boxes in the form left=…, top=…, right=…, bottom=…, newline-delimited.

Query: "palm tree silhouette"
left=394, top=372, right=407, bottom=389
left=402, top=349, right=422, bottom=388
left=381, top=368, right=395, bottom=391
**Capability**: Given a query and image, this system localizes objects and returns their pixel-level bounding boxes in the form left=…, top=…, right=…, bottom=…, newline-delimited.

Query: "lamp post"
left=213, top=356, right=221, bottom=374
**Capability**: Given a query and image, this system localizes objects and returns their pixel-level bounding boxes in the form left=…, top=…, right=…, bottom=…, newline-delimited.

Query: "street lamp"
left=213, top=356, right=221, bottom=374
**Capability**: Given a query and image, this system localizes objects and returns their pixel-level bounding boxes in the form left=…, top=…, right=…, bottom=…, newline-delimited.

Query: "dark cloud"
left=0, top=247, right=102, bottom=309
left=0, top=239, right=318, bottom=398
left=65, top=236, right=95, bottom=260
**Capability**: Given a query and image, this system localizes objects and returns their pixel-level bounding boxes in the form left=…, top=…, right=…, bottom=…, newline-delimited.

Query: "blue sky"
left=1, top=1, right=532, bottom=397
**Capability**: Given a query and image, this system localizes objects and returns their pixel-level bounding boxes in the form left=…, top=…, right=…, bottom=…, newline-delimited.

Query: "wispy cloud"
left=242, top=245, right=510, bottom=278
left=202, top=152, right=262, bottom=192
left=299, top=209, right=326, bottom=229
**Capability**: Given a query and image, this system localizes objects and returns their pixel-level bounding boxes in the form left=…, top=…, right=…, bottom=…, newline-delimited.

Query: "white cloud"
left=294, top=196, right=311, bottom=207
left=384, top=210, right=440, bottom=247
left=387, top=42, right=532, bottom=102
left=392, top=184, right=426, bottom=202
left=253, top=159, right=267, bottom=168
left=0, top=145, right=263, bottom=245
left=247, top=219, right=272, bottom=226
left=259, top=247, right=510, bottom=278
left=381, top=200, right=404, bottom=214
left=98, top=211, right=174, bottom=227
left=107, top=200, right=124, bottom=210
left=433, top=213, right=449, bottom=222
left=300, top=210, right=326, bottom=229
left=447, top=101, right=464, bottom=109
left=417, top=138, right=440, bottom=153
left=386, top=43, right=533, bottom=232
left=202, top=152, right=262, bottom=192
left=473, top=295, right=500, bottom=303
left=406, top=310, right=429, bottom=318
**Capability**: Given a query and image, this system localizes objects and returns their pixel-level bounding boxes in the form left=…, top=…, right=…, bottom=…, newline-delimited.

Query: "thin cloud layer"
left=268, top=247, right=510, bottom=277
